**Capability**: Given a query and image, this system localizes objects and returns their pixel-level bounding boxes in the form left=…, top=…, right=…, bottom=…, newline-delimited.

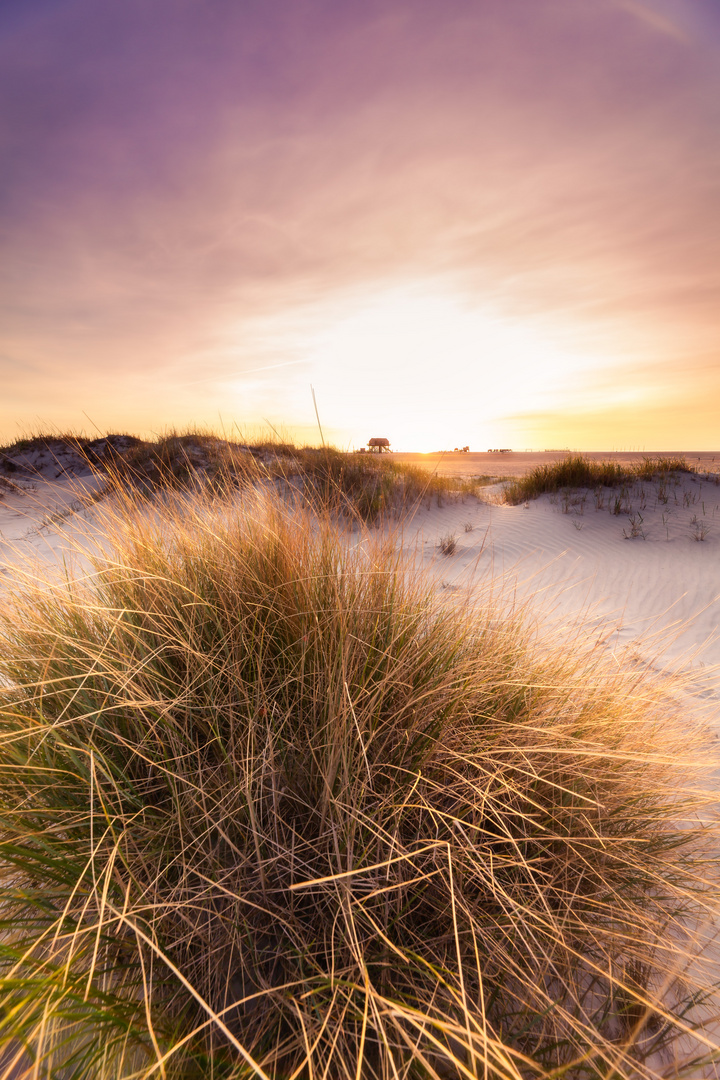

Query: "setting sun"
left=285, top=285, right=610, bottom=450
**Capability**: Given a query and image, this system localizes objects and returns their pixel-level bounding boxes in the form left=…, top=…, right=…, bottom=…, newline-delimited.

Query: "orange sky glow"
left=1, top=0, right=719, bottom=450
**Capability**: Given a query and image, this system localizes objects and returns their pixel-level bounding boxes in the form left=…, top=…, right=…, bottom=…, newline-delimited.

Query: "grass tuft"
left=438, top=532, right=458, bottom=555
left=0, top=484, right=718, bottom=1077
left=503, top=455, right=693, bottom=504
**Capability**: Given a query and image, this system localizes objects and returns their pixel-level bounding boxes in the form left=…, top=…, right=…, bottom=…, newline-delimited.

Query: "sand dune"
left=2, top=462, right=718, bottom=696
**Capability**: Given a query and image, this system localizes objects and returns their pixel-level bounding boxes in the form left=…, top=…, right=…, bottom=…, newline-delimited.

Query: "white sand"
left=0, top=475, right=108, bottom=580
left=397, top=474, right=720, bottom=690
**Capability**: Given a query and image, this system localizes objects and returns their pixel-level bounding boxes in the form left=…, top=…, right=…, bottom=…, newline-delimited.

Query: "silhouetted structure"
left=368, top=437, right=391, bottom=453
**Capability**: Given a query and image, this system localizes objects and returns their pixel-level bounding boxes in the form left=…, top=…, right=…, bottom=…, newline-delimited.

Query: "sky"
left=1, top=0, right=719, bottom=451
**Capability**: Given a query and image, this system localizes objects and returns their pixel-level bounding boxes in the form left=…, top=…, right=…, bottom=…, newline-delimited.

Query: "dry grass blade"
left=0, top=483, right=717, bottom=1077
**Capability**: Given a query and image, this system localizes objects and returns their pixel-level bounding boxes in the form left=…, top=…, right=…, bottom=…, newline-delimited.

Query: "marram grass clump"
left=503, top=454, right=693, bottom=504
left=0, top=486, right=718, bottom=1079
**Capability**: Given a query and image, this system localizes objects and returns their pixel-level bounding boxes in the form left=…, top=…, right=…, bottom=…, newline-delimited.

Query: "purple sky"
left=2, top=0, right=719, bottom=449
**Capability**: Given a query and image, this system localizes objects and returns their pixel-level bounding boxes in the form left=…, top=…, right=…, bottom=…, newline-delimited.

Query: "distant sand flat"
left=392, top=449, right=720, bottom=479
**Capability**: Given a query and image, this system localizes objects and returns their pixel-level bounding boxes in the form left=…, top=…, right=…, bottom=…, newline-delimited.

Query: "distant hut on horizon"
left=368, top=437, right=391, bottom=453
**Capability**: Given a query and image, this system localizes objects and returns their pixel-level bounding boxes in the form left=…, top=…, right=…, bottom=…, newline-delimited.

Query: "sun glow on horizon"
left=293, top=284, right=612, bottom=451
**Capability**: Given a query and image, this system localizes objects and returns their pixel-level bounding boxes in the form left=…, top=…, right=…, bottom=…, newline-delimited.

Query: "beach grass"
left=0, top=482, right=718, bottom=1077
left=0, top=429, right=483, bottom=520
left=112, top=434, right=485, bottom=517
left=503, top=455, right=692, bottom=505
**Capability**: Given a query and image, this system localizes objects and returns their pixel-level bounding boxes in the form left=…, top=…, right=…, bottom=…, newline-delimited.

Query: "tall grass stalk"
left=0, top=484, right=718, bottom=1078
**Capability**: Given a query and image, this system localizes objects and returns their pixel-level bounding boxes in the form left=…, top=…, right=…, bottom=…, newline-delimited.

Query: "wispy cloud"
left=611, top=0, right=690, bottom=44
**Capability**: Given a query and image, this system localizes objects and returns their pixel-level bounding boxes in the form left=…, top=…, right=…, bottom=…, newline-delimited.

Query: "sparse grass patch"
left=623, top=513, right=646, bottom=540
left=504, top=454, right=693, bottom=504
left=611, top=488, right=632, bottom=516
left=0, top=485, right=717, bottom=1078
left=690, top=515, right=711, bottom=541
left=437, top=531, right=457, bottom=555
